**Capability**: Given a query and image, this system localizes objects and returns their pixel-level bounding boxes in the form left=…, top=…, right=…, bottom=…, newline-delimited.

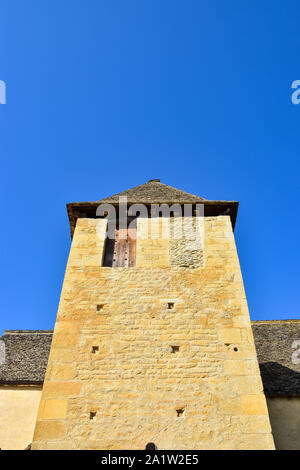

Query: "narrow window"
left=103, top=219, right=136, bottom=267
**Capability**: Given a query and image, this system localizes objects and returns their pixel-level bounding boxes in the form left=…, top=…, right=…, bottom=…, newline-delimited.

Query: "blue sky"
left=0, top=0, right=299, bottom=331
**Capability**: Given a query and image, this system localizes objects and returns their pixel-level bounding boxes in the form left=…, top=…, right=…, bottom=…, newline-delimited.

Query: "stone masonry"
left=31, top=207, right=275, bottom=449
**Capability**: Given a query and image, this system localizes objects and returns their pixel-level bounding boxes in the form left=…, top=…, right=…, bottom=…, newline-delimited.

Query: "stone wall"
left=169, top=217, right=203, bottom=268
left=32, top=216, right=274, bottom=450
left=136, top=218, right=169, bottom=267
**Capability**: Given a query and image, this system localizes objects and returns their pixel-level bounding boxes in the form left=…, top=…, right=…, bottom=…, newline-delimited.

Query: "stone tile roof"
left=98, top=180, right=207, bottom=203
left=252, top=320, right=300, bottom=396
left=66, top=179, right=239, bottom=238
left=0, top=330, right=52, bottom=384
left=2, top=321, right=299, bottom=395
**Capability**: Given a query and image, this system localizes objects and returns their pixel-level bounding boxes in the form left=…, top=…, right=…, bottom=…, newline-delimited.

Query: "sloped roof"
left=98, top=179, right=207, bottom=204
left=1, top=321, right=300, bottom=396
left=0, top=330, right=52, bottom=384
left=252, top=320, right=300, bottom=396
left=66, top=179, right=239, bottom=238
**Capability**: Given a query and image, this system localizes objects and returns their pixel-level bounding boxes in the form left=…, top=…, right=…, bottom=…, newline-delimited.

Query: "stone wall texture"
left=169, top=217, right=203, bottom=268
left=32, top=216, right=275, bottom=450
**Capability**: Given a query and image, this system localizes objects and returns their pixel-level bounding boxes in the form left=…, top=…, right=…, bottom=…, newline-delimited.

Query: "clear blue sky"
left=0, top=1, right=299, bottom=332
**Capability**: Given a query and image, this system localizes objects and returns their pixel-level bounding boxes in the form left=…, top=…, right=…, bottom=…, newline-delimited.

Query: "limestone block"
left=218, top=328, right=242, bottom=344
left=33, top=420, right=66, bottom=441
left=42, top=399, right=68, bottom=419
left=241, top=394, right=269, bottom=415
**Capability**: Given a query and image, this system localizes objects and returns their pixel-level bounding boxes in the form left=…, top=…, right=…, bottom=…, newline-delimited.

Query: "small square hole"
left=167, top=302, right=174, bottom=310
left=89, top=411, right=97, bottom=420
left=91, top=346, right=99, bottom=354
left=171, top=345, right=180, bottom=353
left=176, top=408, right=184, bottom=417
left=96, top=304, right=104, bottom=311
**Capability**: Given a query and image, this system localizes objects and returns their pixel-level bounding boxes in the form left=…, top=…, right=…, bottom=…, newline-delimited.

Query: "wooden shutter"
left=103, top=221, right=136, bottom=267
left=127, top=224, right=136, bottom=267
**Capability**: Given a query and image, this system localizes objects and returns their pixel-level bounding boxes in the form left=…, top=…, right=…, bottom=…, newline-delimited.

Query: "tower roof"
left=98, top=179, right=206, bottom=204
left=66, top=179, right=238, bottom=238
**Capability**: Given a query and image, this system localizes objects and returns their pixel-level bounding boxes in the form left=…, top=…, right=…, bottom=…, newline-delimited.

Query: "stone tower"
left=32, top=180, right=274, bottom=450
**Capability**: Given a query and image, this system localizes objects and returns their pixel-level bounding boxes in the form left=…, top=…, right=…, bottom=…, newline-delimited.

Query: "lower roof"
left=252, top=320, right=300, bottom=396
